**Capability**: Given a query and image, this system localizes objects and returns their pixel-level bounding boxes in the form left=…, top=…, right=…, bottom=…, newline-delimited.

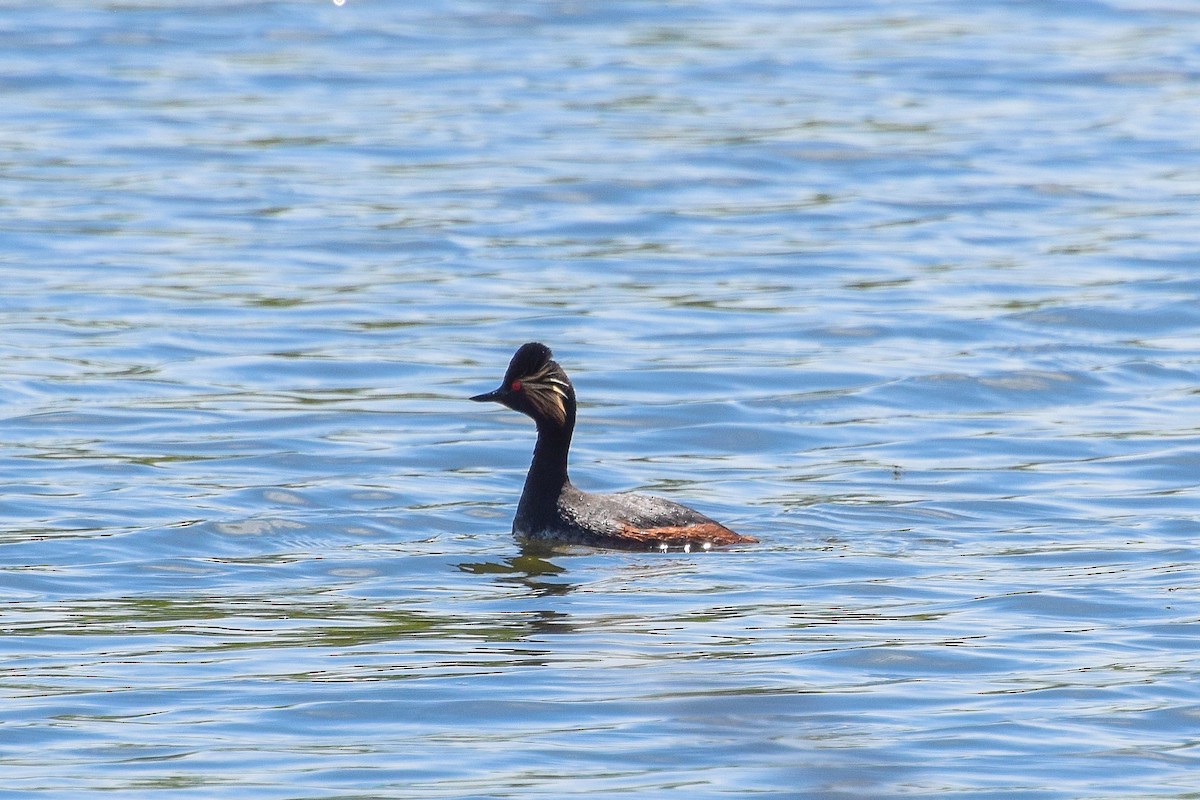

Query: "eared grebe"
left=471, top=342, right=757, bottom=551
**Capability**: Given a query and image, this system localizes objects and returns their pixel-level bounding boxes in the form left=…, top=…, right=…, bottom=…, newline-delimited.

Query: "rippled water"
left=3, top=1, right=1199, bottom=797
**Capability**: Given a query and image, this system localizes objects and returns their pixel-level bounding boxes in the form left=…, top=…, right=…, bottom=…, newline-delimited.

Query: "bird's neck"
left=517, top=418, right=574, bottom=525
left=526, top=419, right=572, bottom=489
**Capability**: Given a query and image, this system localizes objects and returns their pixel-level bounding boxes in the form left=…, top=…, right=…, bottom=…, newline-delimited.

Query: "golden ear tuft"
left=524, top=386, right=566, bottom=426
left=521, top=360, right=571, bottom=425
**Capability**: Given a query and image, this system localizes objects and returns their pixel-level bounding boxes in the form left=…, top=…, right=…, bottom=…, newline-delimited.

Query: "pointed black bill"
left=470, top=387, right=506, bottom=403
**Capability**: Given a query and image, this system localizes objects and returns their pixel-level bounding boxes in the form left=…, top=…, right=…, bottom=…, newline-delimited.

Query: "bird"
left=471, top=342, right=757, bottom=551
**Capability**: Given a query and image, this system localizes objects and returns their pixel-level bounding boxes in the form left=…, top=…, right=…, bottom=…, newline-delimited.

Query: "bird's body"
left=471, top=342, right=757, bottom=551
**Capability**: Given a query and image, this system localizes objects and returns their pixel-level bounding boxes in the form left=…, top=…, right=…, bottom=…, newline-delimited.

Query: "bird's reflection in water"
left=457, top=543, right=580, bottom=636
left=456, top=541, right=576, bottom=598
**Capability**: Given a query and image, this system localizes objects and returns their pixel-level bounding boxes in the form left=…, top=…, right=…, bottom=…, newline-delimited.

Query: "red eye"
left=511, top=380, right=522, bottom=392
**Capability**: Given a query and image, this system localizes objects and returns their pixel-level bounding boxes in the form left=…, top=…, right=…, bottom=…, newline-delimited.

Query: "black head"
left=471, top=342, right=575, bottom=428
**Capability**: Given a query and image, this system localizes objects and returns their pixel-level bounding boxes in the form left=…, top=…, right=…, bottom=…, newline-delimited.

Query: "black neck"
left=516, top=416, right=574, bottom=526
left=525, top=419, right=572, bottom=488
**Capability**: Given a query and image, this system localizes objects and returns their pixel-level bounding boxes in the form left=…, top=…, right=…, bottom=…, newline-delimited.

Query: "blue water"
left=3, top=1, right=1199, bottom=797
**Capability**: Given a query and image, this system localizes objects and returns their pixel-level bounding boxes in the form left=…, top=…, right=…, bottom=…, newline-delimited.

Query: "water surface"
left=2, top=1, right=1199, bottom=797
